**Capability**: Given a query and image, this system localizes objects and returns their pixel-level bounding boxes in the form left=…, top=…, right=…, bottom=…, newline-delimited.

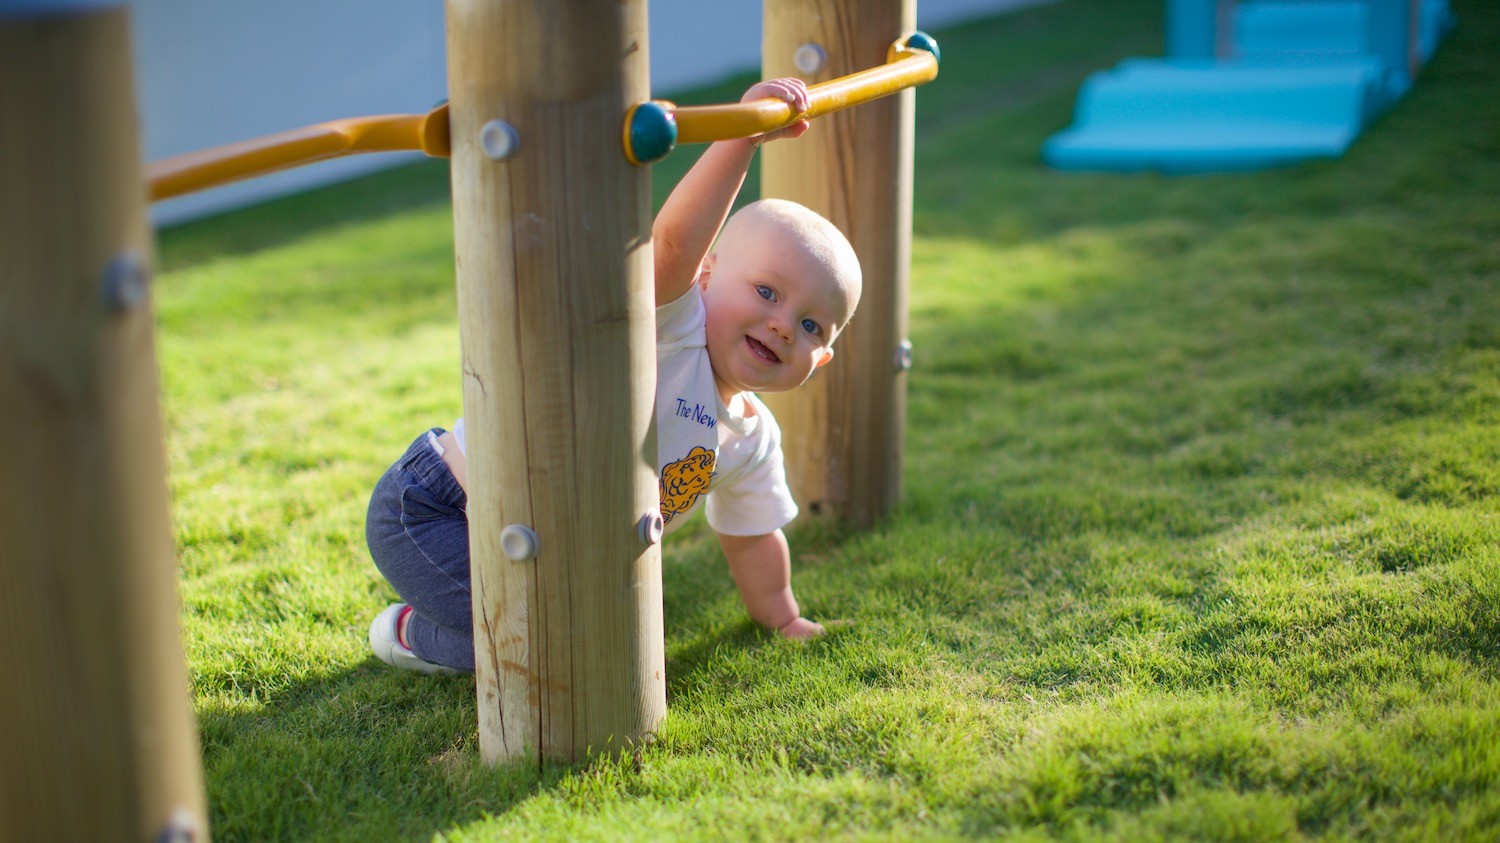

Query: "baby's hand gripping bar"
left=625, top=31, right=940, bottom=166
left=145, top=31, right=936, bottom=200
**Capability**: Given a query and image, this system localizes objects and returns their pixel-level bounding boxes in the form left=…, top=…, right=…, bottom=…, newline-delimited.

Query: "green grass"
left=153, top=0, right=1498, bottom=838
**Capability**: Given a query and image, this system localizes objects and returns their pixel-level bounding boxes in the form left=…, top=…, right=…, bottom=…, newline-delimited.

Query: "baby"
left=367, top=78, right=862, bottom=673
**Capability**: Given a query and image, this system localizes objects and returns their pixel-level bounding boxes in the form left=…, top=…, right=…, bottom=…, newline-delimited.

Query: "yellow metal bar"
left=671, top=44, right=938, bottom=145
left=149, top=33, right=935, bottom=197
left=147, top=104, right=450, bottom=202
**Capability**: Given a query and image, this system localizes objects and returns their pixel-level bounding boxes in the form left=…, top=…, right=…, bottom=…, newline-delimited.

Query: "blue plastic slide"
left=1042, top=0, right=1456, bottom=173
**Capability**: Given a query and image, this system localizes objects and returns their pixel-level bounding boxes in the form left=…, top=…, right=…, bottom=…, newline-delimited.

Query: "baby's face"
left=698, top=222, right=857, bottom=400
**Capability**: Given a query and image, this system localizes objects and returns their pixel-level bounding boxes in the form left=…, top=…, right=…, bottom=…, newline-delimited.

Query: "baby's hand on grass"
left=744, top=77, right=811, bottom=145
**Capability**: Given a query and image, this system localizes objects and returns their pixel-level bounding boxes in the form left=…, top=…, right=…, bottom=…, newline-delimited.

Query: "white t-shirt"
left=447, top=285, right=797, bottom=537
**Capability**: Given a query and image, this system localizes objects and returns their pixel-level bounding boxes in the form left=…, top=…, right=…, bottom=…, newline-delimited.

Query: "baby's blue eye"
left=801, top=318, right=821, bottom=336
left=755, top=285, right=776, bottom=301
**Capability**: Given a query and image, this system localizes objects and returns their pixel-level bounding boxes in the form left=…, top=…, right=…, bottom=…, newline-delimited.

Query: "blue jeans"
left=366, top=429, right=475, bottom=671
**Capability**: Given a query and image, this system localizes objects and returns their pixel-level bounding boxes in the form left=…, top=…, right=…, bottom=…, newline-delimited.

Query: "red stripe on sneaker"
left=396, top=604, right=414, bottom=649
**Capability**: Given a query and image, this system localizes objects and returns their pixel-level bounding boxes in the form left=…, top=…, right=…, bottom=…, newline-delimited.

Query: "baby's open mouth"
left=746, top=336, right=781, bottom=364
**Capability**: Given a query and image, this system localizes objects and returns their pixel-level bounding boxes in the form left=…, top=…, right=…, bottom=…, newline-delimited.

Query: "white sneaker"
left=368, top=604, right=460, bottom=675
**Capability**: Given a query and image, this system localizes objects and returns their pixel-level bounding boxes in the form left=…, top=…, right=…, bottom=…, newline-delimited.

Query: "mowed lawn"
left=151, top=0, right=1498, bottom=839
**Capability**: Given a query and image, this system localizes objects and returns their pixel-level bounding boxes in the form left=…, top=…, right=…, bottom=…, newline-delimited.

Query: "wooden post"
left=0, top=2, right=209, bottom=840
left=445, top=0, right=665, bottom=763
left=761, top=0, right=917, bottom=529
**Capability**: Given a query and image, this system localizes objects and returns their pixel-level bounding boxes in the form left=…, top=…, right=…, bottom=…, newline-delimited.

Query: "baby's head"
left=698, top=199, right=862, bottom=398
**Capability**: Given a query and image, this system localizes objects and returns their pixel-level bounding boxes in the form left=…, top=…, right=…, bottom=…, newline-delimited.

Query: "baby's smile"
left=746, top=335, right=781, bottom=364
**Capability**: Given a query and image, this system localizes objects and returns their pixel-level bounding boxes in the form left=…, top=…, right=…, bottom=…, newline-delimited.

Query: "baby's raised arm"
left=652, top=78, right=811, bottom=306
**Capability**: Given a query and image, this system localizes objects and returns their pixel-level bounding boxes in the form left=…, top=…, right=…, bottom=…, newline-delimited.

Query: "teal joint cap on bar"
left=626, top=101, right=677, bottom=166
left=906, top=30, right=940, bottom=65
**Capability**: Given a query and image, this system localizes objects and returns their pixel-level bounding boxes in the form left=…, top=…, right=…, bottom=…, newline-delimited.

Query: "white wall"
left=135, top=0, right=1055, bottom=226
left=134, top=0, right=448, bottom=225
left=647, top=0, right=1059, bottom=90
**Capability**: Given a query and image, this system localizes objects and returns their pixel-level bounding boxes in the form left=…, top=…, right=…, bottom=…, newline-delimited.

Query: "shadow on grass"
left=197, top=660, right=561, bottom=842
left=195, top=536, right=808, bottom=842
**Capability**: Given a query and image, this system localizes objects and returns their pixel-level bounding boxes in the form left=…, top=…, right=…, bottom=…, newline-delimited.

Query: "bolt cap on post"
left=101, top=252, right=149, bottom=312
left=500, top=524, right=539, bottom=561
left=480, top=120, right=520, bottom=161
left=794, top=42, right=828, bottom=74
left=637, top=511, right=664, bottom=546
left=624, top=100, right=678, bottom=166
left=895, top=339, right=914, bottom=372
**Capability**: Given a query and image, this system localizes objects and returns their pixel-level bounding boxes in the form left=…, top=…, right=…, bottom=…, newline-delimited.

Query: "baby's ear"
left=814, top=347, right=834, bottom=368
left=696, top=253, right=716, bottom=289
